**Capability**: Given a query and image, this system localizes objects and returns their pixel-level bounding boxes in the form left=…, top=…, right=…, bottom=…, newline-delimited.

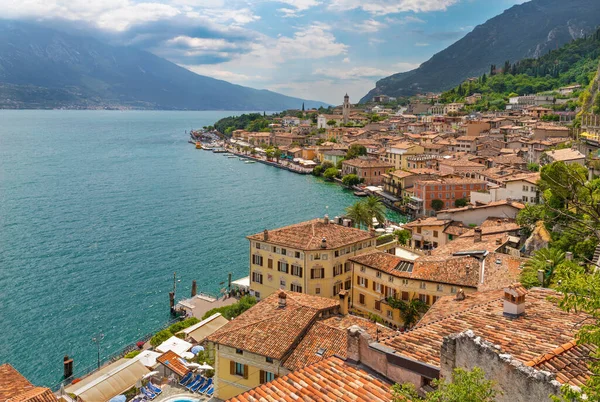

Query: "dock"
left=176, top=293, right=237, bottom=320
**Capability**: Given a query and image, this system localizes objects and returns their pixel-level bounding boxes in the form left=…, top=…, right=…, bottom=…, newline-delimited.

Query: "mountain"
left=0, top=21, right=327, bottom=110
left=361, top=0, right=600, bottom=102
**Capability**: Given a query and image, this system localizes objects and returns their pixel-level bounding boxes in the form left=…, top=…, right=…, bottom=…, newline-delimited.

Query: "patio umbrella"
left=197, top=362, right=214, bottom=370
left=191, top=345, right=204, bottom=354
left=109, top=396, right=127, bottom=402
left=185, top=362, right=201, bottom=369
left=181, top=352, right=195, bottom=359
left=142, top=371, right=160, bottom=380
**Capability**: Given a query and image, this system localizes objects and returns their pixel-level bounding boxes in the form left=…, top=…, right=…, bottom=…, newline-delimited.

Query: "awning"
left=66, top=359, right=150, bottom=402
left=179, top=314, right=230, bottom=343
left=133, top=350, right=162, bottom=368
left=156, top=336, right=192, bottom=356
left=375, top=190, right=399, bottom=202
left=231, top=276, right=250, bottom=290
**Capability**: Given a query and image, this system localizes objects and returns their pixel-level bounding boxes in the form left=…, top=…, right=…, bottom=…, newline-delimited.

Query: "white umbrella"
left=185, top=362, right=202, bottom=369
left=181, top=352, right=195, bottom=359
left=197, top=362, right=214, bottom=370
left=142, top=371, right=160, bottom=380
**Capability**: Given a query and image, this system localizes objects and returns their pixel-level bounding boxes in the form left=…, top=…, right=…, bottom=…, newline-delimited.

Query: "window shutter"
left=365, top=278, right=369, bottom=288
left=311, top=269, right=314, bottom=279
left=299, top=267, right=303, bottom=277
left=230, top=361, right=234, bottom=375
left=260, top=370, right=265, bottom=384
left=243, top=364, right=249, bottom=380
left=320, top=268, right=325, bottom=278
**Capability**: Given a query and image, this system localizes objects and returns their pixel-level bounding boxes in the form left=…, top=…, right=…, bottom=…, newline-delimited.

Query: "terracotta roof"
left=503, top=172, right=540, bottom=185
left=404, top=217, right=450, bottom=228
left=248, top=219, right=375, bottom=250
left=283, top=316, right=395, bottom=371
left=349, top=252, right=414, bottom=278
left=526, top=341, right=595, bottom=387
left=156, top=350, right=190, bottom=377
left=547, top=148, right=585, bottom=162
left=438, top=159, right=485, bottom=168
left=458, top=220, right=520, bottom=238
left=0, top=364, right=57, bottom=402
left=379, top=288, right=588, bottom=368
left=439, top=199, right=525, bottom=213
left=227, top=357, right=396, bottom=402
left=207, top=291, right=339, bottom=360
left=389, top=170, right=415, bottom=179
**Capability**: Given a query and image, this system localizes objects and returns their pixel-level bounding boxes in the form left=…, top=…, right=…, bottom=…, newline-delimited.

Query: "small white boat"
left=227, top=156, right=237, bottom=158
left=244, top=160, right=256, bottom=164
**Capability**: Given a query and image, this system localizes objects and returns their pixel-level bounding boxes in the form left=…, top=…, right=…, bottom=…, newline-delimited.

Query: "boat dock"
left=176, top=293, right=237, bottom=320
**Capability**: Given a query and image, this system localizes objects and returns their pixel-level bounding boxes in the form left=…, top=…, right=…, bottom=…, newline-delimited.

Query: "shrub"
left=342, top=174, right=361, bottom=187
left=323, top=167, right=339, bottom=181
left=394, top=229, right=411, bottom=246
left=124, top=350, right=141, bottom=359
left=431, top=199, right=444, bottom=211
left=150, top=329, right=173, bottom=347
left=149, top=317, right=200, bottom=347
left=202, top=296, right=257, bottom=320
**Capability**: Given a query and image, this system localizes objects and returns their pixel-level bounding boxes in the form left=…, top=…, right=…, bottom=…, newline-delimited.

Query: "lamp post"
left=91, top=333, right=104, bottom=369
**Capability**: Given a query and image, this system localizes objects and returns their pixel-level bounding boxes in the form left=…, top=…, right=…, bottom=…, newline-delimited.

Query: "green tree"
left=527, top=162, right=540, bottom=172
left=431, top=199, right=444, bottom=211
left=364, top=196, right=386, bottom=228
left=323, top=167, right=339, bottom=181
left=387, top=297, right=429, bottom=329
left=342, top=174, right=361, bottom=187
left=454, top=198, right=468, bottom=208
left=346, top=144, right=367, bottom=160
left=202, top=296, right=257, bottom=320
left=520, top=247, right=565, bottom=288
left=327, top=119, right=337, bottom=127
left=394, top=229, right=411, bottom=246
left=345, top=201, right=370, bottom=229
left=273, top=148, right=282, bottom=163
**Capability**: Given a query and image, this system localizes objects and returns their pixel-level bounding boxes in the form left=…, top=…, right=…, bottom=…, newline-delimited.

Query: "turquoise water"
left=0, top=110, right=390, bottom=387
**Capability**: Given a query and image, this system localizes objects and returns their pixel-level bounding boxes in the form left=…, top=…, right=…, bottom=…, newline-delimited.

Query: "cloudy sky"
left=2, top=0, right=526, bottom=104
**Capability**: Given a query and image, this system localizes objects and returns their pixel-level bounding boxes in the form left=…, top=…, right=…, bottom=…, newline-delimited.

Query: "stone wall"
left=440, top=330, right=564, bottom=402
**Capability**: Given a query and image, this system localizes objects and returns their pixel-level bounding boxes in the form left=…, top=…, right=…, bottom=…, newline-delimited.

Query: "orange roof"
left=0, top=364, right=57, bottom=402
left=379, top=288, right=589, bottom=368
left=156, top=350, right=190, bottom=377
left=283, top=315, right=395, bottom=371
left=247, top=219, right=375, bottom=250
left=349, top=251, right=414, bottom=278
left=207, top=291, right=339, bottom=360
left=227, top=357, right=396, bottom=402
left=526, top=341, right=595, bottom=387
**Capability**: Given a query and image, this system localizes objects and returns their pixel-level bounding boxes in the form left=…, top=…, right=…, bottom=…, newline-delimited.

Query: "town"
left=5, top=63, right=600, bottom=402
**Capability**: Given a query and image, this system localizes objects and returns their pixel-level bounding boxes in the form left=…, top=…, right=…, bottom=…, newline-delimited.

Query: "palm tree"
left=345, top=201, right=370, bottom=229
left=364, top=196, right=386, bottom=229
left=387, top=297, right=429, bottom=329
left=522, top=248, right=565, bottom=288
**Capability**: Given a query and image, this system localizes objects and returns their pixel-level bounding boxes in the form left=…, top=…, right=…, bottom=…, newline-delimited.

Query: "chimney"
left=495, top=238, right=502, bottom=245
left=473, top=227, right=482, bottom=243
left=321, top=237, right=327, bottom=249
left=503, top=283, right=527, bottom=318
left=338, top=290, right=348, bottom=315
left=324, top=214, right=330, bottom=224
left=278, top=291, right=287, bottom=308
left=346, top=326, right=364, bottom=363
left=455, top=289, right=465, bottom=301
left=263, top=229, right=269, bottom=241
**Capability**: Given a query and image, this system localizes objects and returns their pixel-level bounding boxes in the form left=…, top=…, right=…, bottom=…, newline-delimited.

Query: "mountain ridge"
left=361, top=0, right=600, bottom=102
left=0, top=21, right=328, bottom=110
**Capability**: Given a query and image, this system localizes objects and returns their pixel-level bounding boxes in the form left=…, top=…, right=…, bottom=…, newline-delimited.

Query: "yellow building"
left=384, top=142, right=425, bottom=170
left=349, top=248, right=522, bottom=328
left=247, top=217, right=376, bottom=301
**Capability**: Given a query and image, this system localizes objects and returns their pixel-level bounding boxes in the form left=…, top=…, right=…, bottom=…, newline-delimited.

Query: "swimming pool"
left=161, top=395, right=201, bottom=402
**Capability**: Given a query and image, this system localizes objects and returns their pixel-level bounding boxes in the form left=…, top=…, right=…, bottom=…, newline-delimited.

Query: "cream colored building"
left=247, top=217, right=376, bottom=301
left=384, top=142, right=425, bottom=170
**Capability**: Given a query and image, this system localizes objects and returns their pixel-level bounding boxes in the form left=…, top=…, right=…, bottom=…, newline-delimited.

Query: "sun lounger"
left=147, top=382, right=162, bottom=395
left=186, top=374, right=202, bottom=390
left=178, top=372, right=193, bottom=386
left=141, top=387, right=156, bottom=400
left=199, top=378, right=213, bottom=394
left=190, top=377, right=205, bottom=393
left=205, top=385, right=214, bottom=397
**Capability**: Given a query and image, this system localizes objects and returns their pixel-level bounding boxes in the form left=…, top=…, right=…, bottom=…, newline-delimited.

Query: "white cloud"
left=354, top=19, right=387, bottom=33
left=315, top=66, right=395, bottom=80
left=393, top=61, right=421, bottom=71
left=415, top=42, right=430, bottom=46
left=385, top=15, right=426, bottom=24
left=182, top=65, right=263, bottom=82
left=328, top=0, right=460, bottom=15
left=268, top=79, right=373, bottom=105
left=342, top=57, right=351, bottom=63
left=274, top=0, right=320, bottom=11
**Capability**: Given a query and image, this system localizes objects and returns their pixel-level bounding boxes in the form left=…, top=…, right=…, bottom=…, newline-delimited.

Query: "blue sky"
left=2, top=0, right=526, bottom=104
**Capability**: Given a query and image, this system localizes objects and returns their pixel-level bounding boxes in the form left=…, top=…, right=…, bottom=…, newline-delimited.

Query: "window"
left=255, top=242, right=261, bottom=249
left=420, top=282, right=426, bottom=289
left=375, top=300, right=381, bottom=311
left=236, top=349, right=243, bottom=355
left=291, top=265, right=303, bottom=277
left=277, top=261, right=289, bottom=274
left=252, top=254, right=263, bottom=266
left=451, top=286, right=457, bottom=294
left=291, top=283, right=303, bottom=293
left=417, top=227, right=422, bottom=234
left=315, top=287, right=321, bottom=295
left=344, top=279, right=351, bottom=290
left=388, top=276, right=394, bottom=283
left=333, top=282, right=343, bottom=296
left=523, top=185, right=529, bottom=192
left=254, top=291, right=261, bottom=299
left=358, top=276, right=368, bottom=287
left=313, top=253, right=321, bottom=260
left=333, top=264, right=343, bottom=276
left=280, top=279, right=286, bottom=288
left=311, top=268, right=325, bottom=279
left=267, top=259, right=273, bottom=269
left=359, top=293, right=365, bottom=305
left=387, top=310, right=393, bottom=318
left=419, top=294, right=427, bottom=303
left=281, top=248, right=287, bottom=256
left=376, top=271, right=382, bottom=278
left=437, top=284, right=444, bottom=292
left=402, top=291, right=409, bottom=301
left=266, top=357, right=273, bottom=363
left=235, top=362, right=245, bottom=376
left=251, top=272, right=263, bottom=284
left=360, top=266, right=366, bottom=272
left=264, top=371, right=275, bottom=383
left=433, top=230, right=438, bottom=238
left=375, top=282, right=382, bottom=293
left=402, top=279, right=409, bottom=286
left=334, top=250, right=339, bottom=257
left=322, top=254, right=328, bottom=260
left=275, top=247, right=280, bottom=254
left=344, top=262, right=352, bottom=272
left=295, top=251, right=301, bottom=258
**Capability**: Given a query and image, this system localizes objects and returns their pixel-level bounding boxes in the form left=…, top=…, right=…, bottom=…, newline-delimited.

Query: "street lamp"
left=91, top=333, right=104, bottom=369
